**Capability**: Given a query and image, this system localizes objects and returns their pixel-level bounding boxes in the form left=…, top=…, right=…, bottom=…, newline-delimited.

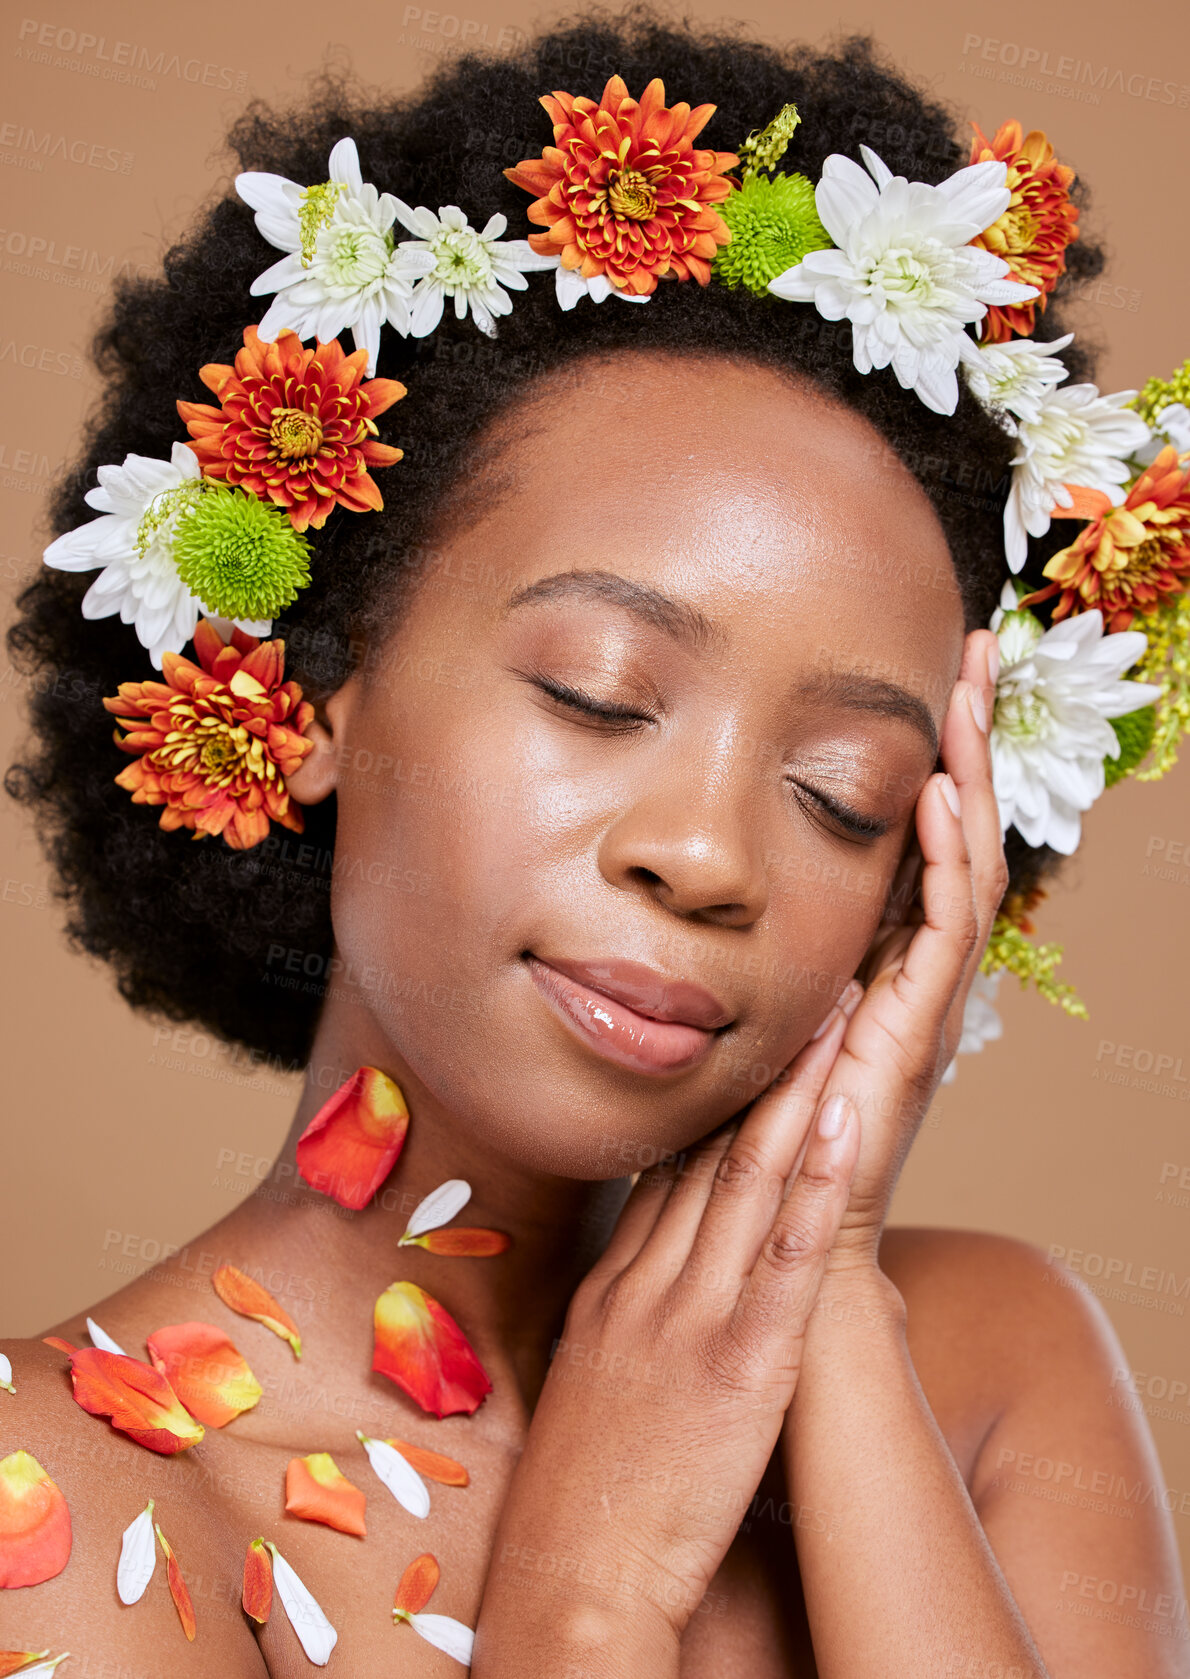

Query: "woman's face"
left=299, top=354, right=966, bottom=1178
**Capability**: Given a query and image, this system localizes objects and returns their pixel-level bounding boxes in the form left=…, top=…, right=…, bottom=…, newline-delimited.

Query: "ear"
left=286, top=678, right=359, bottom=807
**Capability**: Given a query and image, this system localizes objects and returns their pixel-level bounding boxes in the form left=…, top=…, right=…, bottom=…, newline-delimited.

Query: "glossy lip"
left=523, top=953, right=733, bottom=1077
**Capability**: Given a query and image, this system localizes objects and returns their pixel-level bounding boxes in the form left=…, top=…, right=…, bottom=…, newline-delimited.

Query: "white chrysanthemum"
left=236, top=137, right=435, bottom=377
left=545, top=262, right=652, bottom=311
left=1135, top=402, right=1190, bottom=467
left=988, top=582, right=1161, bottom=853
left=768, top=146, right=1037, bottom=416
left=393, top=204, right=556, bottom=337
left=41, top=443, right=268, bottom=669
left=959, top=332, right=1073, bottom=427
left=940, top=971, right=1003, bottom=1085
left=1003, top=384, right=1152, bottom=573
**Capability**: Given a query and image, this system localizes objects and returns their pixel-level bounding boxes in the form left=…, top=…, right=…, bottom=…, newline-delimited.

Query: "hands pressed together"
left=478, top=631, right=1007, bottom=1669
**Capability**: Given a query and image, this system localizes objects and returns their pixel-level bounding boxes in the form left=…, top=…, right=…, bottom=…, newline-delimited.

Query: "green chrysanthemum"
left=1104, top=705, right=1156, bottom=787
left=715, top=172, right=831, bottom=297
left=171, top=486, right=312, bottom=621
left=1132, top=357, right=1190, bottom=428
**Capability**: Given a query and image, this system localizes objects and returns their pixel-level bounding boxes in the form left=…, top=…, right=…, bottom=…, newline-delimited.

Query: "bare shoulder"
left=878, top=1229, right=1190, bottom=1678
left=0, top=1334, right=267, bottom=1671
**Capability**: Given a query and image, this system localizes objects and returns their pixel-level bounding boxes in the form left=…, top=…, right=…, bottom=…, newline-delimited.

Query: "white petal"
left=86, top=1316, right=126, bottom=1354
left=117, top=1502, right=156, bottom=1604
left=404, top=1179, right=471, bottom=1239
left=410, top=282, right=446, bottom=338
left=268, top=1546, right=339, bottom=1665
left=0, top=1351, right=13, bottom=1391
left=858, top=144, right=894, bottom=189
left=328, top=137, right=363, bottom=194
left=249, top=251, right=308, bottom=297
left=357, top=1432, right=430, bottom=1517
left=409, top=1611, right=476, bottom=1666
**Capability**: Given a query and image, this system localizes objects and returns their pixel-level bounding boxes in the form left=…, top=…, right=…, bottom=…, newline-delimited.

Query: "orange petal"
left=296, top=1067, right=409, bottom=1209
left=242, top=1536, right=273, bottom=1623
left=212, top=1264, right=302, bottom=1358
left=155, top=1524, right=196, bottom=1641
left=145, top=1323, right=262, bottom=1427
left=0, top=1653, right=50, bottom=1676
left=373, top=1283, right=492, bottom=1418
left=383, top=1439, right=469, bottom=1488
left=393, top=1552, right=439, bottom=1617
left=0, top=1453, right=71, bottom=1588
left=413, top=1228, right=512, bottom=1257
left=41, top=1339, right=203, bottom=1454
left=285, top=1454, right=367, bottom=1537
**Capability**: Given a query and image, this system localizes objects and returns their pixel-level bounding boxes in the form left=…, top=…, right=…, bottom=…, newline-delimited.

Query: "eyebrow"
left=504, top=569, right=723, bottom=652
left=796, top=671, right=940, bottom=758
left=505, top=568, right=939, bottom=756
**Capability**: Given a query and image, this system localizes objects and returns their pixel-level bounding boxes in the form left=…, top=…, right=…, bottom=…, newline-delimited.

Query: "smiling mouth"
left=522, top=953, right=731, bottom=1076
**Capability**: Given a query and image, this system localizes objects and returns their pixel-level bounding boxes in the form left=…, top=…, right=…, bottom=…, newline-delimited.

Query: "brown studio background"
left=2, top=0, right=1189, bottom=1598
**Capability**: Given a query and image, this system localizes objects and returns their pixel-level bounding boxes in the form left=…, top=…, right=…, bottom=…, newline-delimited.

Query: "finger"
left=940, top=630, right=1008, bottom=958
left=735, top=1091, right=860, bottom=1343
left=627, top=1121, right=740, bottom=1277
left=587, top=1146, right=686, bottom=1280
left=677, top=993, right=857, bottom=1290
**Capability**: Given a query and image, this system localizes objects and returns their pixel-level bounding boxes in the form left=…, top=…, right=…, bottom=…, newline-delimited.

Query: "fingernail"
left=817, top=1094, right=849, bottom=1139
left=840, top=979, right=864, bottom=1017
left=810, top=1004, right=842, bottom=1040
left=987, top=638, right=1001, bottom=687
left=939, top=773, right=961, bottom=818
left=967, top=685, right=988, bottom=734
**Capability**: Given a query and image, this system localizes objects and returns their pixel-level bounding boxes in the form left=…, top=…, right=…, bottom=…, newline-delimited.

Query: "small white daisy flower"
left=1003, top=384, right=1152, bottom=572
left=988, top=582, right=1161, bottom=853
left=393, top=204, right=557, bottom=336
left=41, top=443, right=267, bottom=668
left=768, top=145, right=1038, bottom=416
left=959, top=332, right=1073, bottom=427
left=236, top=137, right=435, bottom=376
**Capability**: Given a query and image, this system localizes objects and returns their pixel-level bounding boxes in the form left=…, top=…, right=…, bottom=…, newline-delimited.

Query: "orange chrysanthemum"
left=968, top=120, right=1078, bottom=343
left=103, top=619, right=314, bottom=851
left=504, top=75, right=738, bottom=295
left=177, top=325, right=405, bottom=533
left=1019, top=446, right=1190, bottom=630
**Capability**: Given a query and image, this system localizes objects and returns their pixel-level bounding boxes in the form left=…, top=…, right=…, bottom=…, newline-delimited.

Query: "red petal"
left=393, top=1552, right=439, bottom=1616
left=212, top=1264, right=302, bottom=1357
left=285, top=1454, right=367, bottom=1537
left=383, top=1438, right=469, bottom=1487
left=296, top=1067, right=409, bottom=1209
left=145, top=1323, right=262, bottom=1427
left=42, top=1341, right=203, bottom=1454
left=155, top=1525, right=196, bottom=1640
left=414, top=1228, right=512, bottom=1258
left=242, top=1537, right=273, bottom=1623
left=373, top=1282, right=492, bottom=1418
left=0, top=1452, right=71, bottom=1588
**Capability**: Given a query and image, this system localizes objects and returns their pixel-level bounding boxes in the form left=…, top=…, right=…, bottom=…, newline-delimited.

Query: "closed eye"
left=788, top=780, right=891, bottom=842
left=520, top=672, right=657, bottom=731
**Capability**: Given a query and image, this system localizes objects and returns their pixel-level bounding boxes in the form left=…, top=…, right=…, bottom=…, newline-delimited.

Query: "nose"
left=596, top=733, right=770, bottom=929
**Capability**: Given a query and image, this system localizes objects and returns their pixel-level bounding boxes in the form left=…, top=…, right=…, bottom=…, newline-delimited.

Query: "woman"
left=3, top=11, right=1187, bottom=1675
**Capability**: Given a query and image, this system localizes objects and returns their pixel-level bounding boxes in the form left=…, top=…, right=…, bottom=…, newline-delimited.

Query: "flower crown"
left=43, top=79, right=1190, bottom=1066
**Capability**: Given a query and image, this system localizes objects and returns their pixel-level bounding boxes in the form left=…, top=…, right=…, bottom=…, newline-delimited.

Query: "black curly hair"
left=6, top=6, right=1102, bottom=1066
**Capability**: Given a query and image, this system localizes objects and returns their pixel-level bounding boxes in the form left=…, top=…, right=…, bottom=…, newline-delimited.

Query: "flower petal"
left=145, top=1323, right=262, bottom=1427
left=356, top=1433, right=430, bottom=1518
left=0, top=1354, right=13, bottom=1396
left=393, top=1551, right=439, bottom=1615
left=296, top=1066, right=409, bottom=1209
left=116, top=1499, right=156, bottom=1604
left=402, top=1179, right=472, bottom=1240
left=408, top=1611, right=475, bottom=1666
left=242, top=1536, right=273, bottom=1623
left=285, top=1454, right=367, bottom=1537
left=85, top=1318, right=126, bottom=1355
left=0, top=1453, right=71, bottom=1588
left=211, top=1264, right=302, bottom=1358
left=0, top=1653, right=51, bottom=1677
left=154, top=1523, right=196, bottom=1641
left=40, top=1339, right=203, bottom=1454
left=413, top=1229, right=513, bottom=1257
left=372, top=1283, right=492, bottom=1418
left=383, top=1438, right=469, bottom=1487
left=265, top=1544, right=338, bottom=1665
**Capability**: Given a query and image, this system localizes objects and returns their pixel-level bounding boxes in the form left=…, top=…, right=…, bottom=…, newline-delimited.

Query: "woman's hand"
left=475, top=993, right=862, bottom=1670
left=818, top=627, right=1007, bottom=1273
